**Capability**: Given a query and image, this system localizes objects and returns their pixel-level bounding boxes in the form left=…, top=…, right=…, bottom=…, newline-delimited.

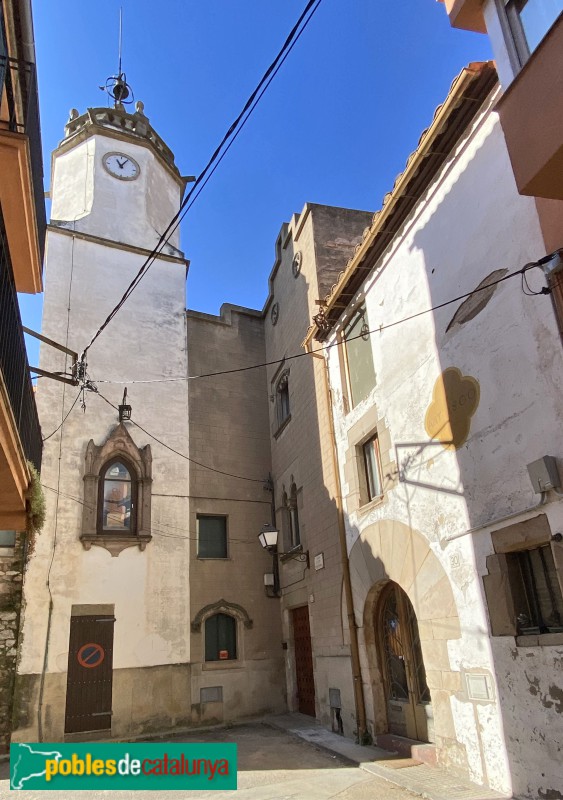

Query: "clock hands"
left=104, top=153, right=139, bottom=179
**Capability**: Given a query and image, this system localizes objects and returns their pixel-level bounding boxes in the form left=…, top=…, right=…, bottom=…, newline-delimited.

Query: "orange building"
left=0, top=0, right=45, bottom=534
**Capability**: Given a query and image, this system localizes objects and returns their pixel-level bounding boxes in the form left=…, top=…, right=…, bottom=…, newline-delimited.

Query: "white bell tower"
left=50, top=102, right=185, bottom=256
left=15, top=95, right=192, bottom=741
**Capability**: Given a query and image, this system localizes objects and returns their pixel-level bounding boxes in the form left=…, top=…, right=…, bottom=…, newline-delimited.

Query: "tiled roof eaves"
left=308, top=61, right=498, bottom=344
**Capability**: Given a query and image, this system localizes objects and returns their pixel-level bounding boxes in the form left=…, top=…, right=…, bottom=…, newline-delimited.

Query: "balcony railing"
left=0, top=54, right=46, bottom=260
left=0, top=206, right=42, bottom=471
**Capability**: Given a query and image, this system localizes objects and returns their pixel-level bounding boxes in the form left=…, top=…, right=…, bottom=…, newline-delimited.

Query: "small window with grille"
left=507, top=545, right=563, bottom=634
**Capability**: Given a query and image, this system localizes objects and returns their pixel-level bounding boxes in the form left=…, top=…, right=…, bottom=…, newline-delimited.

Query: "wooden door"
left=378, top=583, right=431, bottom=741
left=291, top=605, right=315, bottom=717
left=64, top=614, right=114, bottom=734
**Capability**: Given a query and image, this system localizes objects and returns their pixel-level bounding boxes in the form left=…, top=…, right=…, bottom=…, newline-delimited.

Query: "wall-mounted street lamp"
left=118, top=388, right=132, bottom=422
left=258, top=522, right=309, bottom=597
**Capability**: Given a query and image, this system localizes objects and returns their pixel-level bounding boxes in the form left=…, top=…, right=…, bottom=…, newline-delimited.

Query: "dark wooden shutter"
left=205, top=614, right=236, bottom=661
left=64, top=614, right=114, bottom=734
left=292, top=606, right=315, bottom=716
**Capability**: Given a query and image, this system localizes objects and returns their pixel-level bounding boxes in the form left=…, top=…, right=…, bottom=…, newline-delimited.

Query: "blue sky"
left=21, top=0, right=491, bottom=364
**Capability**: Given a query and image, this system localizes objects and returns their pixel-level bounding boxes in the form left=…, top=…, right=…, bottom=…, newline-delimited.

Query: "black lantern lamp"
left=118, top=388, right=132, bottom=422
left=258, top=522, right=309, bottom=597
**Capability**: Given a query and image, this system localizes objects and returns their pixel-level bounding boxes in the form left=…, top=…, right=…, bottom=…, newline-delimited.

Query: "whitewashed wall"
left=326, top=94, right=563, bottom=796
left=16, top=125, right=191, bottom=739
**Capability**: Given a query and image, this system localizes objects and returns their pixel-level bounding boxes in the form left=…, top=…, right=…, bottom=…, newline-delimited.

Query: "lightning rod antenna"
left=118, top=6, right=123, bottom=77
left=99, top=4, right=134, bottom=106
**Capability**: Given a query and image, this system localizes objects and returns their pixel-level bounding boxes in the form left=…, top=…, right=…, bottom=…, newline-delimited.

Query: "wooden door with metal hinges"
left=291, top=605, right=316, bottom=717
left=64, top=614, right=114, bottom=734
left=377, top=582, right=431, bottom=742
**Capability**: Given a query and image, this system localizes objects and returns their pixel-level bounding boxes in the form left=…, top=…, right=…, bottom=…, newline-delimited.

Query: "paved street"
left=0, top=723, right=419, bottom=800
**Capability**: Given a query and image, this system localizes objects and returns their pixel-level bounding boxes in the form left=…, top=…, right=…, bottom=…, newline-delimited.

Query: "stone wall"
left=0, top=533, right=24, bottom=753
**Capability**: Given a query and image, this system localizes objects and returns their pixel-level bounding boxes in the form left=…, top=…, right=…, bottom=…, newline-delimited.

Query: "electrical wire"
left=65, top=260, right=547, bottom=489
left=93, top=390, right=266, bottom=483
left=41, top=389, right=82, bottom=442
left=80, top=0, right=324, bottom=361
left=521, top=268, right=551, bottom=297
left=84, top=260, right=546, bottom=386
left=40, top=482, right=266, bottom=545
left=41, top=262, right=549, bottom=487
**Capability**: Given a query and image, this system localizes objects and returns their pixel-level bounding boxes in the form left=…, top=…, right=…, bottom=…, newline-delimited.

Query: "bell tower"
left=14, top=91, right=192, bottom=741
left=50, top=102, right=185, bottom=256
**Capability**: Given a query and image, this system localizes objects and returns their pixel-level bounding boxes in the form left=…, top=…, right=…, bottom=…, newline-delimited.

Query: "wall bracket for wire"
left=24, top=326, right=79, bottom=386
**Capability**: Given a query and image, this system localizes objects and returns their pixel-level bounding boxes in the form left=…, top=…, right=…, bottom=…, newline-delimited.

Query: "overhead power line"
left=89, top=259, right=550, bottom=386
left=80, top=0, right=324, bottom=361
left=62, top=261, right=546, bottom=487
left=40, top=482, right=265, bottom=545
left=42, top=389, right=83, bottom=442
left=94, top=390, right=266, bottom=483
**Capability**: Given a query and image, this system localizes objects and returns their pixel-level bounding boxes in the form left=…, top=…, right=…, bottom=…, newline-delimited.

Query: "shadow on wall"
left=409, top=120, right=563, bottom=799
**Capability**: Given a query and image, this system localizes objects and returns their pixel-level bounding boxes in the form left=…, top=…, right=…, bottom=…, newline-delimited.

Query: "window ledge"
left=358, top=494, right=385, bottom=515
left=273, top=414, right=292, bottom=439
left=202, top=660, right=243, bottom=671
left=516, top=632, right=563, bottom=647
left=197, top=557, right=232, bottom=561
left=280, top=544, right=303, bottom=563
left=80, top=533, right=151, bottom=557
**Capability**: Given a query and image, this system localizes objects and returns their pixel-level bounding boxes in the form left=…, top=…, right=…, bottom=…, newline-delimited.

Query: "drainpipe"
left=306, top=342, right=368, bottom=743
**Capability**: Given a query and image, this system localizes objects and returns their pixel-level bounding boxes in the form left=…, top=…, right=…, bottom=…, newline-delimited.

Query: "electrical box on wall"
left=527, top=456, right=561, bottom=492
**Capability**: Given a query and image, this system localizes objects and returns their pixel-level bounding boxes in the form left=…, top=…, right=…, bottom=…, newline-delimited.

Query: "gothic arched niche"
left=80, top=423, right=152, bottom=556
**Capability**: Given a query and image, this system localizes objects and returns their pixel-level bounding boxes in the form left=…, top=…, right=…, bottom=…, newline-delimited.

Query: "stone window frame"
left=191, top=599, right=253, bottom=671
left=81, top=423, right=152, bottom=556
left=482, top=513, right=563, bottom=646
left=271, top=362, right=291, bottom=437
left=280, top=480, right=302, bottom=554
left=343, top=404, right=397, bottom=515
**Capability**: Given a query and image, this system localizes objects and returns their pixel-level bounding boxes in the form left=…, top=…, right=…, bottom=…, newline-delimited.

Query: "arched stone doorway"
left=377, top=581, right=431, bottom=742
left=349, top=520, right=462, bottom=757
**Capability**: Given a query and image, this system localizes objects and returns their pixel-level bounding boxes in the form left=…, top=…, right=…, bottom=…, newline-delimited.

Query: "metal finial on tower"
left=99, top=6, right=134, bottom=108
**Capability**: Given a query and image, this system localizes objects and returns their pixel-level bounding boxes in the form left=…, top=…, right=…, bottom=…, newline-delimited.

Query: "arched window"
left=282, top=482, right=301, bottom=550
left=81, top=425, right=152, bottom=555
left=288, top=483, right=300, bottom=549
left=275, top=370, right=290, bottom=428
left=97, top=459, right=136, bottom=534
left=205, top=613, right=237, bottom=662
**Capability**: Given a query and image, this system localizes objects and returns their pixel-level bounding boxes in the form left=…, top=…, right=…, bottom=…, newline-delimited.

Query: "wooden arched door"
left=377, top=582, right=431, bottom=741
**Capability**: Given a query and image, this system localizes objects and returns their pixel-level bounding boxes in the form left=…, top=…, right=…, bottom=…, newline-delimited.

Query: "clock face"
left=103, top=152, right=141, bottom=181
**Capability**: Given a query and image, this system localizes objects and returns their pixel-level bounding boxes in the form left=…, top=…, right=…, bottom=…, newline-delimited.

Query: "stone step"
left=376, top=733, right=438, bottom=767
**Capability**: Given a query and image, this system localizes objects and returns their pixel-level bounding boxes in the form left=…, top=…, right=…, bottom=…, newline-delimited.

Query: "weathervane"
left=99, top=7, right=134, bottom=107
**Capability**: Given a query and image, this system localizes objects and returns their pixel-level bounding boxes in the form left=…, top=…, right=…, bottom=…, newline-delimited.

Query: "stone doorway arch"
left=376, top=581, right=431, bottom=741
left=348, top=520, right=462, bottom=755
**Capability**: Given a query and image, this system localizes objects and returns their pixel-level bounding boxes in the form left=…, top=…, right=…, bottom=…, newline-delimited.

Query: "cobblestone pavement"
left=0, top=723, right=419, bottom=799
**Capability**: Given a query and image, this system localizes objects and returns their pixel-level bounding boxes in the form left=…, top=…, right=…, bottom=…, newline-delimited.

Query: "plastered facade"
left=13, top=106, right=285, bottom=742
left=11, top=67, right=562, bottom=800
left=186, top=304, right=286, bottom=723
left=324, top=90, right=563, bottom=797
left=263, top=204, right=372, bottom=736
